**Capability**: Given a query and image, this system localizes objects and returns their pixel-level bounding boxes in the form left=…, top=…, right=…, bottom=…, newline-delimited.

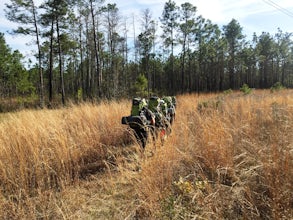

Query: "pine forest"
left=1, top=0, right=292, bottom=110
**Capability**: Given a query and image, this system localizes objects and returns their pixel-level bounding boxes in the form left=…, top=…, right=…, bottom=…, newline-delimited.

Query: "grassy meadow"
left=0, top=90, right=292, bottom=219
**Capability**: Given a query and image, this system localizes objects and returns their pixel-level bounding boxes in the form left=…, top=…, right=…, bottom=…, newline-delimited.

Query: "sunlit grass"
left=0, top=90, right=292, bottom=219
left=0, top=101, right=131, bottom=197
left=135, top=89, right=293, bottom=219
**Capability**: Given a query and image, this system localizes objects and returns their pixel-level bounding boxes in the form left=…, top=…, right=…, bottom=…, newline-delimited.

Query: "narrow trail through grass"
left=0, top=90, right=292, bottom=219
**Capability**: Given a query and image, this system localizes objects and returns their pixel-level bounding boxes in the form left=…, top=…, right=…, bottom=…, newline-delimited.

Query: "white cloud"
left=135, top=0, right=164, bottom=5
left=0, top=17, right=16, bottom=31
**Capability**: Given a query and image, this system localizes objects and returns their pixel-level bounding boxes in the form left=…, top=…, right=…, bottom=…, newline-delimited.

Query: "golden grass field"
left=0, top=90, right=292, bottom=219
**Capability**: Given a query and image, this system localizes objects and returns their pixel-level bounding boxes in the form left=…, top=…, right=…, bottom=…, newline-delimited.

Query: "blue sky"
left=111, top=0, right=293, bottom=36
left=1, top=0, right=293, bottom=59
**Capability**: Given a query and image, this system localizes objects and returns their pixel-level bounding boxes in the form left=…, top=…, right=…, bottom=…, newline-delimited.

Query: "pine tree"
left=160, top=0, right=179, bottom=94
left=137, top=8, right=156, bottom=97
left=5, top=0, right=44, bottom=107
left=223, top=19, right=244, bottom=89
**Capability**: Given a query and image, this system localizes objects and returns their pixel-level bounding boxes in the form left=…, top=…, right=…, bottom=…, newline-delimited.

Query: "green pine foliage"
left=0, top=33, right=35, bottom=99
left=1, top=1, right=293, bottom=109
left=271, top=82, right=285, bottom=92
left=240, top=83, right=252, bottom=95
left=133, top=73, right=148, bottom=97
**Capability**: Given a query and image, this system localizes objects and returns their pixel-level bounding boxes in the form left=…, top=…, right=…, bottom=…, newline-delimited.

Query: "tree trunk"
left=181, top=35, right=186, bottom=94
left=32, top=1, right=44, bottom=108
left=56, top=19, right=65, bottom=105
left=48, top=19, right=54, bottom=106
left=90, top=0, right=101, bottom=97
left=78, top=16, right=85, bottom=100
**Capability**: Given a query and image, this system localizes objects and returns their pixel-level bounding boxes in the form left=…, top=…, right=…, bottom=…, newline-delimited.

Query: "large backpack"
left=159, top=100, right=168, bottom=116
left=148, top=96, right=165, bottom=127
left=172, top=96, right=177, bottom=108
left=163, top=96, right=173, bottom=108
left=131, top=97, right=147, bottom=116
left=148, top=96, right=160, bottom=112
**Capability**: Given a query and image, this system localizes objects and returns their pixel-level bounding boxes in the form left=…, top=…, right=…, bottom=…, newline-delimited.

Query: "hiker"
left=159, top=99, right=172, bottom=135
left=122, top=97, right=155, bottom=149
left=172, top=96, right=177, bottom=108
left=148, top=96, right=164, bottom=128
left=148, top=96, right=171, bottom=140
left=122, top=95, right=176, bottom=148
left=163, top=96, right=176, bottom=125
left=159, top=99, right=168, bottom=117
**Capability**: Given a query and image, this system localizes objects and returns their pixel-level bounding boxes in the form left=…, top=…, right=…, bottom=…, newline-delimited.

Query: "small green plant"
left=223, top=89, right=233, bottom=95
left=133, top=73, right=148, bottom=97
left=160, top=195, right=176, bottom=219
left=240, top=83, right=252, bottom=95
left=270, top=82, right=285, bottom=92
left=77, top=88, right=83, bottom=101
left=197, top=99, right=222, bottom=112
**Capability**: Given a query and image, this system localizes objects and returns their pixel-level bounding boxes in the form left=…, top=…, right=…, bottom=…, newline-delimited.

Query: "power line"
left=262, top=0, right=293, bottom=18
left=264, top=0, right=293, bottom=17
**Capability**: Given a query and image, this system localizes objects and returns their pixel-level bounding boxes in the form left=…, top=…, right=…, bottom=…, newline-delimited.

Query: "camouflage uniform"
left=122, top=97, right=154, bottom=149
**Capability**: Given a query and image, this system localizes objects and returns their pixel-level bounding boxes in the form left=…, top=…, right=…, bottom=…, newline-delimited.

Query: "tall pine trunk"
left=31, top=1, right=44, bottom=108
left=56, top=19, right=65, bottom=105
left=48, top=19, right=54, bottom=106
left=90, top=0, right=101, bottom=97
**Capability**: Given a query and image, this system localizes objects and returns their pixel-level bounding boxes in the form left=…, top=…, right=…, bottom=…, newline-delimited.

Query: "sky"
left=1, top=0, right=293, bottom=60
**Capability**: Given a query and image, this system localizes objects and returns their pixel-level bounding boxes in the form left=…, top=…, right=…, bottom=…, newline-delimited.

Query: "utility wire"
left=262, top=0, right=293, bottom=18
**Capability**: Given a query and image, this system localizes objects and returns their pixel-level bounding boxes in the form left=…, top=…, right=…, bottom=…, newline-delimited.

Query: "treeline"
left=1, top=0, right=293, bottom=108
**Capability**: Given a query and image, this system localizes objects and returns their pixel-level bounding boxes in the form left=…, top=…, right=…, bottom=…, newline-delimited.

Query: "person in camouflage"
left=162, top=96, right=176, bottom=125
left=122, top=95, right=177, bottom=148
left=122, top=97, right=155, bottom=149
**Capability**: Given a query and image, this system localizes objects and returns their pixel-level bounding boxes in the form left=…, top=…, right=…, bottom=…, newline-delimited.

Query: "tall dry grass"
left=0, top=90, right=292, bottom=219
left=135, top=90, right=293, bottom=219
left=0, top=100, right=135, bottom=218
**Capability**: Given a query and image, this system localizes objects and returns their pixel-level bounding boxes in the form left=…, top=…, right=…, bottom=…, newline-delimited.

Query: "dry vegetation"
left=0, top=90, right=292, bottom=219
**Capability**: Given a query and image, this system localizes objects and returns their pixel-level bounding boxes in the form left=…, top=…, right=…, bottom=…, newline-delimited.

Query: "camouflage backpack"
left=148, top=96, right=160, bottom=112
left=163, top=96, right=173, bottom=108
left=159, top=100, right=168, bottom=116
left=172, top=96, right=177, bottom=108
left=131, top=97, right=147, bottom=116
